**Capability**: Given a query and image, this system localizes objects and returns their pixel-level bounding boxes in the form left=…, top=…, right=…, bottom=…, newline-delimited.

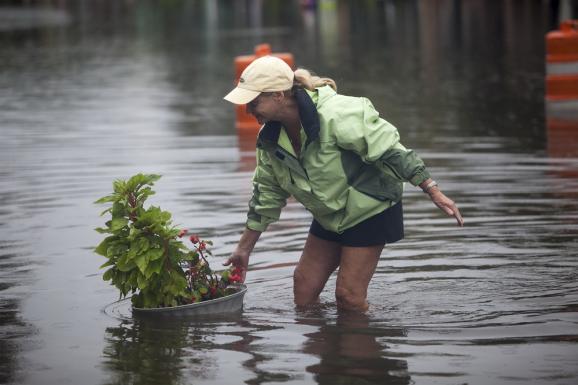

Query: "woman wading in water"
left=223, top=56, right=463, bottom=312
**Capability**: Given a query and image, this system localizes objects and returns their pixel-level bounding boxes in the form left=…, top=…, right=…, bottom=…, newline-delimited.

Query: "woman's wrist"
left=420, top=179, right=438, bottom=193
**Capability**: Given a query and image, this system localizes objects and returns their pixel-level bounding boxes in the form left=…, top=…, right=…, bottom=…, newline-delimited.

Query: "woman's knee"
left=293, top=267, right=307, bottom=289
left=293, top=267, right=321, bottom=305
left=335, top=285, right=368, bottom=312
left=293, top=267, right=319, bottom=293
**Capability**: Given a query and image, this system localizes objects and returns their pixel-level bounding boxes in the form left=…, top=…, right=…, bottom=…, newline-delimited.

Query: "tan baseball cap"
left=224, top=56, right=295, bottom=105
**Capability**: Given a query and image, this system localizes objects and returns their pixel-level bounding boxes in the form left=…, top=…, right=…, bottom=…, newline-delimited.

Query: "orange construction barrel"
left=546, top=20, right=578, bottom=106
left=545, top=20, right=578, bottom=158
left=233, top=44, right=295, bottom=133
left=547, top=117, right=578, bottom=158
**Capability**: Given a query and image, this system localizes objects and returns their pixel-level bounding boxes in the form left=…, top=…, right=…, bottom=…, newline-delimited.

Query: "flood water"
left=1, top=1, right=578, bottom=384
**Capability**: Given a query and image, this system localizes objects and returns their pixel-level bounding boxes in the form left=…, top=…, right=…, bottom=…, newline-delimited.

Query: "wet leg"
left=335, top=244, right=384, bottom=312
left=293, top=233, right=341, bottom=306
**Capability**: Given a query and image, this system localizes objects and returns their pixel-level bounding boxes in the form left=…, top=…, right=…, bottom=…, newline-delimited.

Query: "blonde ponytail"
left=293, top=68, right=337, bottom=92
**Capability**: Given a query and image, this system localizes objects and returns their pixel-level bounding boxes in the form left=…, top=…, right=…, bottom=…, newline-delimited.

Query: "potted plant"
left=94, top=173, right=246, bottom=315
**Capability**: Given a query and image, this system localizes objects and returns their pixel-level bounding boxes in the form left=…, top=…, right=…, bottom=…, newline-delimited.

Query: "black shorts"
left=309, top=201, right=404, bottom=247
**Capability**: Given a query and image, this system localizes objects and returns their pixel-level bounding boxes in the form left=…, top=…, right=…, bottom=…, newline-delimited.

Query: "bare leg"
left=335, top=244, right=384, bottom=312
left=293, top=233, right=341, bottom=306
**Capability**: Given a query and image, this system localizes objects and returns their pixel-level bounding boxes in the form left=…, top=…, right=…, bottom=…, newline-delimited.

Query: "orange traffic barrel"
left=232, top=44, right=295, bottom=133
left=546, top=20, right=578, bottom=158
left=547, top=117, right=578, bottom=158
left=546, top=20, right=578, bottom=109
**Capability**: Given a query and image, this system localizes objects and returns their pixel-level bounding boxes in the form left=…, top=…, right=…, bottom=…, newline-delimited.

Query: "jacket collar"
left=256, top=88, right=320, bottom=149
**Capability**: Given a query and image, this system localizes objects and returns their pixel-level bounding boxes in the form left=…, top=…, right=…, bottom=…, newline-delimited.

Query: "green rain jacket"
left=246, top=85, right=431, bottom=234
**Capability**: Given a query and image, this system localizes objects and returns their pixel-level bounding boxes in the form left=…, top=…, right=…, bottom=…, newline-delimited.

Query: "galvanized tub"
left=132, top=284, right=247, bottom=317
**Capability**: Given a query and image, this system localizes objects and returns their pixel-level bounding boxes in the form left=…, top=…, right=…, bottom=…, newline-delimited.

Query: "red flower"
left=189, top=234, right=200, bottom=243
left=178, top=229, right=188, bottom=238
left=229, top=273, right=242, bottom=283
left=198, top=241, right=206, bottom=251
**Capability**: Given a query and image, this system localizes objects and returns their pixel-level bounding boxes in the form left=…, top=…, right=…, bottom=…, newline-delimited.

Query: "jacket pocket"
left=350, top=164, right=403, bottom=202
left=340, top=149, right=402, bottom=203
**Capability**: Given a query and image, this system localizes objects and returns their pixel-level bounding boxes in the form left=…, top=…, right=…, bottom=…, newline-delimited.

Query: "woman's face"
left=245, top=93, right=280, bottom=125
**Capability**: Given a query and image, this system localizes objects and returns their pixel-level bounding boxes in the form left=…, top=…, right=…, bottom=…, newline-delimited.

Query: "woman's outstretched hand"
left=223, top=228, right=262, bottom=284
left=223, top=249, right=250, bottom=283
left=428, top=189, right=464, bottom=227
left=223, top=228, right=261, bottom=283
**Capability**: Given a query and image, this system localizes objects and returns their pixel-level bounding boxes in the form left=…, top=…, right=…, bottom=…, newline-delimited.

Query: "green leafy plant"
left=94, top=173, right=242, bottom=309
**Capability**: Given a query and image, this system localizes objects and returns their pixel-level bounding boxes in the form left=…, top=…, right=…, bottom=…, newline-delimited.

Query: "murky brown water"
left=1, top=1, right=578, bottom=384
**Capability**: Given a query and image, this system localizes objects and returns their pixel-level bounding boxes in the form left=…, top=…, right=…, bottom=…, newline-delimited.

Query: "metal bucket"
left=132, top=284, right=247, bottom=317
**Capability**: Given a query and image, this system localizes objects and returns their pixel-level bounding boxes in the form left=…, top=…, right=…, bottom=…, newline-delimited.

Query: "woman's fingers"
left=432, top=192, right=464, bottom=227
left=444, top=200, right=464, bottom=227
left=453, top=205, right=464, bottom=226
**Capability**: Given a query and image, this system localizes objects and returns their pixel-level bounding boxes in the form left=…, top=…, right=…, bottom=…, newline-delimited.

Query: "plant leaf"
left=103, top=268, right=114, bottom=281
left=99, top=260, right=114, bottom=269
left=99, top=208, right=112, bottom=217
left=95, top=238, right=112, bottom=257
left=144, top=258, right=163, bottom=279
left=137, top=272, right=148, bottom=289
left=146, top=248, right=165, bottom=261
left=134, top=252, right=150, bottom=275
left=111, top=202, right=126, bottom=218
left=110, top=218, right=128, bottom=232
left=94, top=195, right=116, bottom=204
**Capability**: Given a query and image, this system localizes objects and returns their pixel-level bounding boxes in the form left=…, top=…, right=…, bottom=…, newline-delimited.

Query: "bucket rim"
left=132, top=284, right=247, bottom=313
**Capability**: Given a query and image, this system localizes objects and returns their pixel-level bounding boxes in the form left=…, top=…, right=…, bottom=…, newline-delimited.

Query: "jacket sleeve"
left=246, top=149, right=290, bottom=232
left=332, top=96, right=431, bottom=186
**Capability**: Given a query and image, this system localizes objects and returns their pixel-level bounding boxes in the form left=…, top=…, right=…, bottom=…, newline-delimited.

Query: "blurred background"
left=1, top=1, right=578, bottom=385
left=1, top=0, right=572, bottom=140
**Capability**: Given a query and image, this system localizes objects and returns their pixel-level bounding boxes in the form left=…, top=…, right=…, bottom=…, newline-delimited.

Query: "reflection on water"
left=0, top=240, right=36, bottom=385
left=103, top=304, right=411, bottom=385
left=1, top=0, right=578, bottom=385
left=298, top=308, right=410, bottom=385
left=102, top=317, right=235, bottom=385
left=103, top=319, right=188, bottom=385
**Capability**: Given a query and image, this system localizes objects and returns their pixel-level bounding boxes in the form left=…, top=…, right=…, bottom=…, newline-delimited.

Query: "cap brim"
left=223, top=87, right=260, bottom=105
